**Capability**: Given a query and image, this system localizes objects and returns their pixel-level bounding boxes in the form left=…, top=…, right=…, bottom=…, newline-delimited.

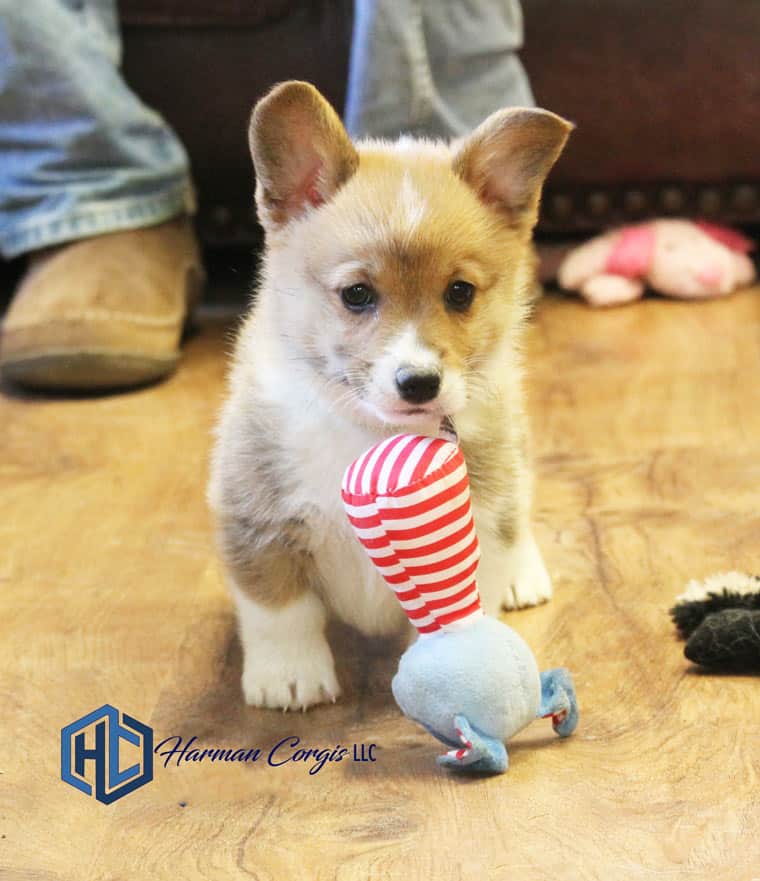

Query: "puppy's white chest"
left=285, top=424, right=407, bottom=637
left=310, top=516, right=407, bottom=637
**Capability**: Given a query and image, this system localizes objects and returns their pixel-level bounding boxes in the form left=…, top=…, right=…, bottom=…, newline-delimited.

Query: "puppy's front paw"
left=501, top=533, right=553, bottom=610
left=241, top=635, right=341, bottom=711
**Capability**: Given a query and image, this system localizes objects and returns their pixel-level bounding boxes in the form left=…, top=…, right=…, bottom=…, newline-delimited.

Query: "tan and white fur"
left=208, top=82, right=572, bottom=710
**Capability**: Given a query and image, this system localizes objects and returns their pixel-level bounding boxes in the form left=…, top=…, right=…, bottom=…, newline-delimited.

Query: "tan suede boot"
left=0, top=218, right=205, bottom=391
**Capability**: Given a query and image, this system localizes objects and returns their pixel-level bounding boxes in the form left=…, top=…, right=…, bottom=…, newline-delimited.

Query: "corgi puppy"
left=208, top=82, right=572, bottom=710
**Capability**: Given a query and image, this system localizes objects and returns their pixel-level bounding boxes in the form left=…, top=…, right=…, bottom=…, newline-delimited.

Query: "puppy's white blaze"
left=387, top=323, right=439, bottom=371
left=386, top=136, right=450, bottom=161
left=398, top=171, right=427, bottom=232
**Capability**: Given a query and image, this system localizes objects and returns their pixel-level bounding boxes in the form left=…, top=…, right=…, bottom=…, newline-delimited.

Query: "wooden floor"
left=2, top=289, right=759, bottom=881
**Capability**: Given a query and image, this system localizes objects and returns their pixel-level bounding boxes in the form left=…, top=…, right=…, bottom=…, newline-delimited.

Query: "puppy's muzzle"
left=395, top=367, right=441, bottom=404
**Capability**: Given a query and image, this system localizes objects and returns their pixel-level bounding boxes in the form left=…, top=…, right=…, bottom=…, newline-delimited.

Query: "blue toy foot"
left=539, top=668, right=579, bottom=737
left=436, top=714, right=509, bottom=774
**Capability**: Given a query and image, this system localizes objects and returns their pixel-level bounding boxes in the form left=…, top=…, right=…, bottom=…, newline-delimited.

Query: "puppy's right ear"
left=249, top=81, right=359, bottom=230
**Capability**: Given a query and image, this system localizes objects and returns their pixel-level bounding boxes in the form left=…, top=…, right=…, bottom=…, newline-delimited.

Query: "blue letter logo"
left=61, top=705, right=153, bottom=804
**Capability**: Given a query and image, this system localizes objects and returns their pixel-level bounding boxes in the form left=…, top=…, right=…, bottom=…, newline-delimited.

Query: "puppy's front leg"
left=220, top=525, right=340, bottom=710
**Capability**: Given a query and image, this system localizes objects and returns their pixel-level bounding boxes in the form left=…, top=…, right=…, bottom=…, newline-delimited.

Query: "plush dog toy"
left=341, top=433, right=578, bottom=773
left=557, top=219, right=756, bottom=307
left=671, top=572, right=760, bottom=671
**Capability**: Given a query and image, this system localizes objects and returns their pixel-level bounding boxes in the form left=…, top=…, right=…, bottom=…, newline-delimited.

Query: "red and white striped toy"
left=341, top=433, right=483, bottom=635
left=341, top=433, right=579, bottom=774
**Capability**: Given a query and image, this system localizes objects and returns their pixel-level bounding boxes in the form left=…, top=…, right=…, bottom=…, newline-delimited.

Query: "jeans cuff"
left=0, top=181, right=197, bottom=259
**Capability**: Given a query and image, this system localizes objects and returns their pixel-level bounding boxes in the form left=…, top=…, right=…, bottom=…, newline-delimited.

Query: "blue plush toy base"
left=392, top=616, right=541, bottom=745
left=391, top=615, right=579, bottom=774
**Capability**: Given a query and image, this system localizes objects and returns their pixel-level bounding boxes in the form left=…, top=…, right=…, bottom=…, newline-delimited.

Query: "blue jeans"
left=0, top=0, right=194, bottom=258
left=345, top=0, right=533, bottom=139
left=0, top=0, right=531, bottom=260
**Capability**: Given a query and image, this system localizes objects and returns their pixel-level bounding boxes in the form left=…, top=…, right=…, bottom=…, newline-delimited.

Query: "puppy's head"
left=250, top=81, right=572, bottom=428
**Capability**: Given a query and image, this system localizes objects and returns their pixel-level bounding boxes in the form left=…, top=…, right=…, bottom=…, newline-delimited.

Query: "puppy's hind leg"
left=464, top=397, right=553, bottom=612
left=477, top=523, right=553, bottom=614
left=500, top=528, right=554, bottom=610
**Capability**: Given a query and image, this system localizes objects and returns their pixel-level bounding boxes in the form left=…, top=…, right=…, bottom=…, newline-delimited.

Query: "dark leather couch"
left=121, top=0, right=760, bottom=244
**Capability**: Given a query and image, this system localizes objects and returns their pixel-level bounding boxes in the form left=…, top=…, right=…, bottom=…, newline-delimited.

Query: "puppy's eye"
left=341, top=283, right=376, bottom=312
left=444, top=280, right=475, bottom=311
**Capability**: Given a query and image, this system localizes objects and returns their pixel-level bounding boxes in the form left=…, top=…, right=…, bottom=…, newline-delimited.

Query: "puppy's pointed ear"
left=249, top=81, right=359, bottom=229
left=452, top=107, right=573, bottom=230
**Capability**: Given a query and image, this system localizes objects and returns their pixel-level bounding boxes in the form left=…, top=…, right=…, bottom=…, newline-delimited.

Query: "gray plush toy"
left=342, top=433, right=579, bottom=774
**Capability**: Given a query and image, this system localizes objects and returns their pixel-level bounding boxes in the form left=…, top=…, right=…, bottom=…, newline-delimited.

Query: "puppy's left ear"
left=249, top=81, right=359, bottom=230
left=453, top=107, right=573, bottom=231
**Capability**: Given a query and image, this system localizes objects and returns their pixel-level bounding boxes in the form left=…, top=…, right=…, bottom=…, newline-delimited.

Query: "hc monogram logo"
left=61, top=705, right=153, bottom=804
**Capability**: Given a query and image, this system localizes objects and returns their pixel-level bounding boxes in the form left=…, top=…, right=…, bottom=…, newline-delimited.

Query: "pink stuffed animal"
left=557, top=219, right=756, bottom=307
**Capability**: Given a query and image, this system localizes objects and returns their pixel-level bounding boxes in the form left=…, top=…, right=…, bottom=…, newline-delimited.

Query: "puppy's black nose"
left=395, top=367, right=441, bottom=404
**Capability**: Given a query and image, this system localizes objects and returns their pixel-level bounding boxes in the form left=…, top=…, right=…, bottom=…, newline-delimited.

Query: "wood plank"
left=1, top=290, right=758, bottom=880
